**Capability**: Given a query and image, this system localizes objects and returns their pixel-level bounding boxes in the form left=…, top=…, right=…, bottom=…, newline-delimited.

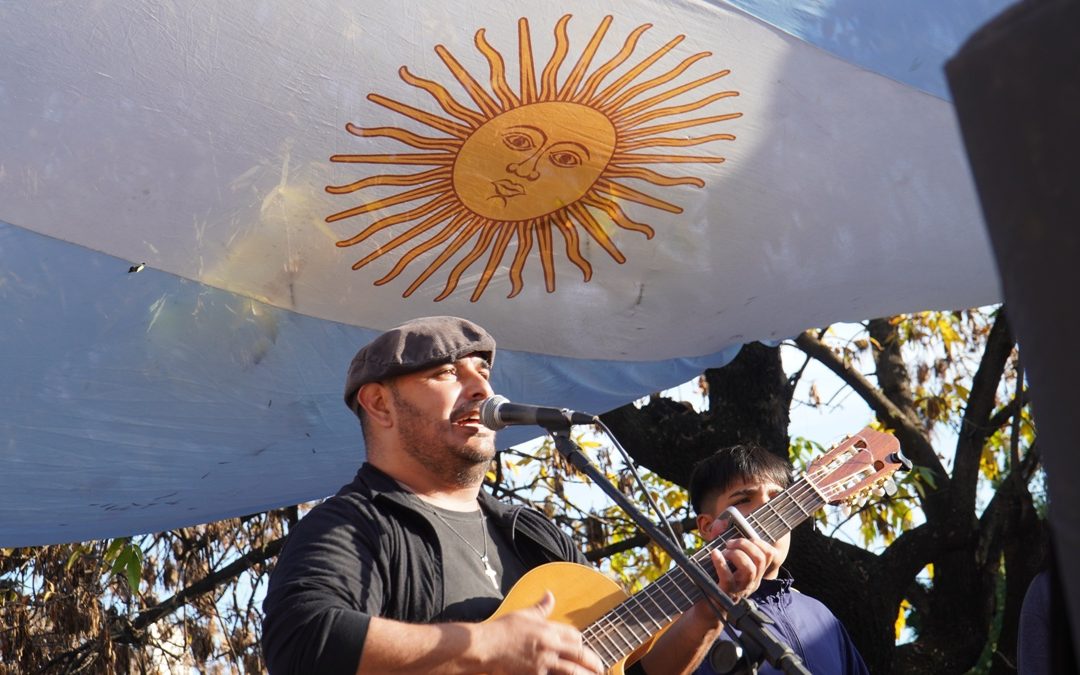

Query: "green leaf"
left=103, top=537, right=126, bottom=562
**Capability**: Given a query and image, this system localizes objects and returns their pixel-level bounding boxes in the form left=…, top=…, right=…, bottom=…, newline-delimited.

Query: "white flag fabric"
left=0, top=0, right=1007, bottom=546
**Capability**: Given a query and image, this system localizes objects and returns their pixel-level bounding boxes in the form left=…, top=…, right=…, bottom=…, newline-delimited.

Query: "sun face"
left=454, top=102, right=617, bottom=221
left=327, top=14, right=740, bottom=301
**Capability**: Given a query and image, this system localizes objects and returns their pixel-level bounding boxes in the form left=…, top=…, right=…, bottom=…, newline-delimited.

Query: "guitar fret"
left=584, top=628, right=620, bottom=669
left=635, top=588, right=673, bottom=631
left=584, top=480, right=830, bottom=667
left=765, top=497, right=792, bottom=531
left=583, top=462, right=859, bottom=665
left=569, top=428, right=898, bottom=671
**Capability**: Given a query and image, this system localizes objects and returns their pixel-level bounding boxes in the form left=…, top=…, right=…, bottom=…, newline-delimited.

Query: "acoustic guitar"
left=488, top=427, right=904, bottom=674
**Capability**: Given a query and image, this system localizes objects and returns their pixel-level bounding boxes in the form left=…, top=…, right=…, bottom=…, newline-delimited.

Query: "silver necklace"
left=430, top=508, right=499, bottom=590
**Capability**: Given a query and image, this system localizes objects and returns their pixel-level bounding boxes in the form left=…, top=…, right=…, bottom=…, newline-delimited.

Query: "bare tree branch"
left=794, top=330, right=946, bottom=484
left=952, top=310, right=1015, bottom=515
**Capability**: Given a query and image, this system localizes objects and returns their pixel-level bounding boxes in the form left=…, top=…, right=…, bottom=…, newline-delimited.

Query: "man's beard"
left=389, top=389, right=494, bottom=487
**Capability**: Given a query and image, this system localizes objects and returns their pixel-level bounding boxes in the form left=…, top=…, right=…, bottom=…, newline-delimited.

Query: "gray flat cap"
left=343, top=316, right=495, bottom=416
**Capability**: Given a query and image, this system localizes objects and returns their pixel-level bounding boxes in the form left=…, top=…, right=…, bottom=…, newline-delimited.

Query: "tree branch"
left=794, top=331, right=946, bottom=484
left=584, top=516, right=697, bottom=562
left=41, top=535, right=285, bottom=672
left=952, top=310, right=1015, bottom=515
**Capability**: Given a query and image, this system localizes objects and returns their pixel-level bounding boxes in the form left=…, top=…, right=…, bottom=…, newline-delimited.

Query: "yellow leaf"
left=895, top=599, right=911, bottom=640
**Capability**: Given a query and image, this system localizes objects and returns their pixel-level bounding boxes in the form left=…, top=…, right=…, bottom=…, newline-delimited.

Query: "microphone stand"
left=544, top=423, right=810, bottom=675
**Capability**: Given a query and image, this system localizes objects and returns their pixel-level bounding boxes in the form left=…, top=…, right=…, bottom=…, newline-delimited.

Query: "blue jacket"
left=694, top=572, right=869, bottom=675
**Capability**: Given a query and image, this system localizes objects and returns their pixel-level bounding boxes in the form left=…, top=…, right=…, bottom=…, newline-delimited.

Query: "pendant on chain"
left=480, top=555, right=499, bottom=590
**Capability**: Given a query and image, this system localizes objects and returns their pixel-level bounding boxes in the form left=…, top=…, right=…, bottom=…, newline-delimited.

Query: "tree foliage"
left=1, top=306, right=1046, bottom=674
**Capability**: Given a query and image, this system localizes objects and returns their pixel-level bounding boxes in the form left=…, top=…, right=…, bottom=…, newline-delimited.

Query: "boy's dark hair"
left=688, top=444, right=794, bottom=514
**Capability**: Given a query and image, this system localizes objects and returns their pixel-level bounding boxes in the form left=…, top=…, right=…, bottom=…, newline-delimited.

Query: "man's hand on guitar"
left=478, top=590, right=605, bottom=675
left=710, top=538, right=777, bottom=603
left=703, top=514, right=781, bottom=605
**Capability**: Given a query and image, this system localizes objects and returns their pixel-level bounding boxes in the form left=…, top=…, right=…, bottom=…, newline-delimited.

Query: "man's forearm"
left=637, top=605, right=724, bottom=675
left=356, top=617, right=489, bottom=674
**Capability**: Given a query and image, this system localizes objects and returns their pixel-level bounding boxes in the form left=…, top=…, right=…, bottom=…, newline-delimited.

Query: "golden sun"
left=327, top=14, right=740, bottom=301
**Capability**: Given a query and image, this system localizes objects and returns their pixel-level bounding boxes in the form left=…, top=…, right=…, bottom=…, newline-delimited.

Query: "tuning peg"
left=873, top=485, right=885, bottom=498
left=884, top=478, right=898, bottom=496
left=856, top=493, right=869, bottom=508
left=888, top=451, right=913, bottom=471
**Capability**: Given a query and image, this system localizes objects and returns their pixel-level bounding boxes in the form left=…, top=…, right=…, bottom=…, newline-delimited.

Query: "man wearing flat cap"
left=262, top=316, right=776, bottom=675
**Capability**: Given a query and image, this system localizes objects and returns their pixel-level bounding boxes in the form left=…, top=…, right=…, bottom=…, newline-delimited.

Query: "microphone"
left=479, top=395, right=597, bottom=430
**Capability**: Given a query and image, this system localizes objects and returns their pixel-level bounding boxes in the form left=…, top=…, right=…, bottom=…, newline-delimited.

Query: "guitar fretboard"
left=579, top=469, right=831, bottom=669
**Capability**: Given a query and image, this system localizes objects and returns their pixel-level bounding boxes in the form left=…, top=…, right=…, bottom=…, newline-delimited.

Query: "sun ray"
left=619, top=112, right=743, bottom=140
left=375, top=212, right=474, bottom=285
left=590, top=34, right=684, bottom=107
left=604, top=165, right=706, bottom=187
left=333, top=193, right=458, bottom=244
left=539, top=15, right=572, bottom=101
left=367, top=94, right=472, bottom=139
left=517, top=18, right=538, bottom=103
left=594, top=178, right=682, bottom=214
left=552, top=210, right=593, bottom=281
left=611, top=152, right=728, bottom=164
left=536, top=221, right=556, bottom=292
left=475, top=29, right=520, bottom=110
left=434, top=45, right=502, bottom=117
left=573, top=23, right=653, bottom=103
left=569, top=203, right=626, bottom=263
left=471, top=224, right=517, bottom=301
left=399, top=67, right=487, bottom=127
left=346, top=123, right=462, bottom=152
left=584, top=194, right=656, bottom=238
left=403, top=220, right=485, bottom=297
left=600, top=51, right=711, bottom=113
left=558, top=16, right=612, bottom=101
left=616, top=92, right=740, bottom=130
left=326, top=183, right=451, bottom=224
left=347, top=202, right=465, bottom=270
left=326, top=167, right=451, bottom=195
left=614, top=71, right=732, bottom=120
left=330, top=152, right=456, bottom=166
left=618, top=134, right=734, bottom=152
left=436, top=224, right=501, bottom=301
left=507, top=221, right=534, bottom=297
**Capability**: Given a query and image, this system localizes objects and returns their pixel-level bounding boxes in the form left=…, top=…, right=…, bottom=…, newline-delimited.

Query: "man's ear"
left=696, top=513, right=714, bottom=537
left=357, top=382, right=394, bottom=429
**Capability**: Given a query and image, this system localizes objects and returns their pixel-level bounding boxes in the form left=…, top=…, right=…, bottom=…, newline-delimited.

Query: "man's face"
left=385, top=354, right=497, bottom=484
left=697, top=478, right=791, bottom=577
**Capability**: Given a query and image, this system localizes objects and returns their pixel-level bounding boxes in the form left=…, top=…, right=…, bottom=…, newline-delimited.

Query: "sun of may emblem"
left=326, top=14, right=740, bottom=301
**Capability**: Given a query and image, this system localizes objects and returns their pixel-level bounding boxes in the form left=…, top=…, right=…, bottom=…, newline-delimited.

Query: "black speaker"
left=947, top=1, right=1080, bottom=671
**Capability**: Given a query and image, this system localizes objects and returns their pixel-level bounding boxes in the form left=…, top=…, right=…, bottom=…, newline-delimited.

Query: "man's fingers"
left=532, top=590, right=556, bottom=617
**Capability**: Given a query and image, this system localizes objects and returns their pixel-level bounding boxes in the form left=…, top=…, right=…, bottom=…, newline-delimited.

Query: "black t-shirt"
left=417, top=499, right=530, bottom=621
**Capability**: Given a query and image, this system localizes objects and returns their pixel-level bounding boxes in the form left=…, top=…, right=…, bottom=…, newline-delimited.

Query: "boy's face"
left=696, top=478, right=790, bottom=579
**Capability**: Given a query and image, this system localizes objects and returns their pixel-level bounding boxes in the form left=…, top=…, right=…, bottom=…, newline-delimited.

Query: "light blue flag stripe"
left=0, top=222, right=742, bottom=546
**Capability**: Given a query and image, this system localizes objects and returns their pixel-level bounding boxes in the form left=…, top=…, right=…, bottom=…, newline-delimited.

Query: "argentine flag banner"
left=0, top=0, right=1008, bottom=546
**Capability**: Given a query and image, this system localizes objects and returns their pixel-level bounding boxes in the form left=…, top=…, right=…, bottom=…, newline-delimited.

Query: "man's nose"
left=462, top=368, right=494, bottom=400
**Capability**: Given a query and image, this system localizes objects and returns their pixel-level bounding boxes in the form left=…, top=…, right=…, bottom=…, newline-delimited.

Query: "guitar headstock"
left=805, top=427, right=909, bottom=516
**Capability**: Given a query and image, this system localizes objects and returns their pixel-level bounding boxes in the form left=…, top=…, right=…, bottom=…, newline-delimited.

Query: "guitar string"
left=583, top=461, right=877, bottom=661
left=583, top=489, right=813, bottom=660
left=584, top=477, right=828, bottom=662
left=582, top=463, right=864, bottom=661
left=584, top=455, right=890, bottom=660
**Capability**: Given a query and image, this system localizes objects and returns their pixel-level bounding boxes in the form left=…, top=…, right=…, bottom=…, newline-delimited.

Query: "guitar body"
left=488, top=561, right=655, bottom=674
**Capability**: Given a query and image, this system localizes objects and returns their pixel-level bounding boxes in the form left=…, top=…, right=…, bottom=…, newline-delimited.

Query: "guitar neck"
left=580, top=473, right=828, bottom=669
